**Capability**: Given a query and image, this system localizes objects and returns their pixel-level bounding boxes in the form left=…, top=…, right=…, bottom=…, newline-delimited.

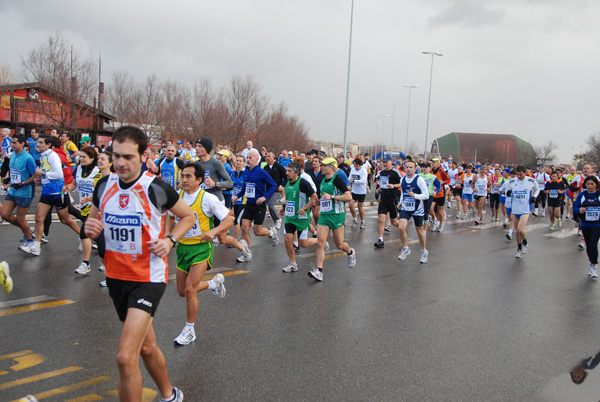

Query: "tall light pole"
left=374, top=122, right=381, bottom=159
left=388, top=102, right=396, bottom=150
left=379, top=114, right=389, bottom=159
left=403, top=85, right=417, bottom=154
left=422, top=51, right=443, bottom=159
left=342, top=0, right=355, bottom=156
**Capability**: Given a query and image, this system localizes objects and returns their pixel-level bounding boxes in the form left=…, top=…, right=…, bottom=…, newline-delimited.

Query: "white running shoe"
left=351, top=218, right=358, bottom=228
left=515, top=249, right=523, bottom=258
left=437, top=224, right=444, bottom=232
left=506, top=233, right=513, bottom=241
left=270, top=229, right=279, bottom=247
left=591, top=267, right=598, bottom=279
left=521, top=244, right=528, bottom=254
left=240, top=239, right=252, bottom=261
left=20, top=242, right=40, bottom=256
left=174, top=327, right=197, bottom=346
left=211, top=273, right=226, bottom=298
left=74, top=263, right=91, bottom=275
left=98, top=264, right=106, bottom=271
left=579, top=240, right=586, bottom=249
left=160, top=387, right=184, bottom=402
left=0, top=261, right=13, bottom=293
left=588, top=265, right=594, bottom=277
left=275, top=218, right=282, bottom=230
left=324, top=241, right=330, bottom=251
left=360, top=221, right=365, bottom=229
left=99, top=280, right=107, bottom=287
left=419, top=249, right=429, bottom=264
left=430, top=221, right=438, bottom=232
left=398, top=247, right=411, bottom=261
left=282, top=262, right=298, bottom=273
left=348, top=248, right=356, bottom=268
left=384, top=225, right=391, bottom=232
left=308, top=264, right=323, bottom=282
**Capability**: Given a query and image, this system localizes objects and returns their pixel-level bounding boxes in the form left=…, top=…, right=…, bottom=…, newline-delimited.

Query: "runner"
left=1, top=135, right=36, bottom=248
left=447, top=161, right=459, bottom=213
left=489, top=168, right=502, bottom=222
left=308, top=157, right=356, bottom=282
left=157, top=145, right=186, bottom=190
left=84, top=126, right=195, bottom=402
left=96, top=151, right=113, bottom=287
left=397, top=160, right=430, bottom=263
left=65, top=147, right=102, bottom=274
left=262, top=151, right=286, bottom=230
left=166, top=162, right=231, bottom=346
left=60, top=132, right=79, bottom=173
left=374, top=155, right=401, bottom=248
left=233, top=149, right=279, bottom=248
left=348, top=158, right=368, bottom=229
left=279, top=162, right=321, bottom=272
left=545, top=170, right=566, bottom=230
left=180, top=141, right=197, bottom=162
left=231, top=154, right=246, bottom=250
left=472, top=166, right=491, bottom=225
left=452, top=165, right=465, bottom=219
left=430, top=158, right=450, bottom=231
left=503, top=165, right=540, bottom=258
left=573, top=175, right=600, bottom=278
left=419, top=162, right=441, bottom=232
left=461, top=165, right=475, bottom=220
left=20, top=136, right=80, bottom=257
left=533, top=167, right=550, bottom=217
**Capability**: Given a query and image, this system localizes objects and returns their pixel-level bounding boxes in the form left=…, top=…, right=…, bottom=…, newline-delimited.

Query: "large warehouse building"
left=433, top=132, right=535, bottom=165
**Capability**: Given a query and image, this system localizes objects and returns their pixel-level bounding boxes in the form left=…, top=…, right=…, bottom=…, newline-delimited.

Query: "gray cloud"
left=428, top=0, right=505, bottom=28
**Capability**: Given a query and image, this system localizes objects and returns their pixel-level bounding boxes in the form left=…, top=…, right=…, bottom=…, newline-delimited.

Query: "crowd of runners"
left=0, top=125, right=599, bottom=401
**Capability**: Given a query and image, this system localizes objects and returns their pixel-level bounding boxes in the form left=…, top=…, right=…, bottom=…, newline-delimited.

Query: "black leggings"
left=489, top=193, right=500, bottom=209
left=581, top=226, right=600, bottom=265
left=43, top=195, right=84, bottom=235
left=535, top=192, right=547, bottom=209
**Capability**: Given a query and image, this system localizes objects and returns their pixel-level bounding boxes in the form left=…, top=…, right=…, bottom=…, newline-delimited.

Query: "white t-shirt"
left=349, top=166, right=368, bottom=195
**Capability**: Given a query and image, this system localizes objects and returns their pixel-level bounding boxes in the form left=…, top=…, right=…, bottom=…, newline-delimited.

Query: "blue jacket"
left=240, top=165, right=277, bottom=204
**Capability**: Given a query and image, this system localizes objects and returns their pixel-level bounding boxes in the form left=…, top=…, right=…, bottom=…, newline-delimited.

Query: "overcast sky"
left=2, top=0, right=599, bottom=163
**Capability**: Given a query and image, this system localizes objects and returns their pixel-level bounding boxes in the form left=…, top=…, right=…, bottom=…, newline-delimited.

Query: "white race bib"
left=549, top=189, right=558, bottom=199
left=182, top=213, right=202, bottom=238
left=285, top=201, right=295, bottom=217
left=320, top=198, right=333, bottom=213
left=9, top=168, right=21, bottom=184
left=402, top=197, right=416, bottom=212
left=104, top=213, right=142, bottom=255
left=245, top=183, right=256, bottom=198
left=380, top=176, right=389, bottom=188
left=586, top=207, right=600, bottom=222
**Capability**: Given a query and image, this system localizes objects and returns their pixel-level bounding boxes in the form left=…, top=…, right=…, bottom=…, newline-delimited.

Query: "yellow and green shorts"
left=176, top=242, right=214, bottom=273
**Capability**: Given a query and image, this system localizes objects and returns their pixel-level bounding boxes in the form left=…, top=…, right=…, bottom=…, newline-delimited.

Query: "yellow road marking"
left=104, top=388, right=157, bottom=401
left=456, top=229, right=479, bottom=235
left=9, top=376, right=109, bottom=402
left=9, top=353, right=46, bottom=372
left=204, top=270, right=249, bottom=280
left=0, top=351, right=34, bottom=360
left=0, top=300, right=75, bottom=317
left=0, top=366, right=82, bottom=391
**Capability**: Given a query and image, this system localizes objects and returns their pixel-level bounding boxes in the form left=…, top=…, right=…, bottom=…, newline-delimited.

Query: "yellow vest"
left=178, top=189, right=213, bottom=245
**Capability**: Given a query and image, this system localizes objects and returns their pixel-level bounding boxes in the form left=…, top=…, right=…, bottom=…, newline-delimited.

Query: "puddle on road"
left=539, top=352, right=600, bottom=401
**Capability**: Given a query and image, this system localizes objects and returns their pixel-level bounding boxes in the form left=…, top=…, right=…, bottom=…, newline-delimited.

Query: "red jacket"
left=53, top=146, right=74, bottom=185
left=432, top=167, right=450, bottom=198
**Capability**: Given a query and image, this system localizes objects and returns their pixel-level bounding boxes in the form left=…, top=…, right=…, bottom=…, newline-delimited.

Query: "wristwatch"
left=165, top=235, right=177, bottom=246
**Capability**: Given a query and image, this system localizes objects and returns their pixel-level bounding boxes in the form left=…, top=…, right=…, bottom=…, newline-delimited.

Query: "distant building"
left=0, top=82, right=116, bottom=145
left=434, top=132, right=535, bottom=165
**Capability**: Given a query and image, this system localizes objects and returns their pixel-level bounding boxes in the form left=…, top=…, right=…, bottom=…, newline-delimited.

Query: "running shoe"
left=474, top=219, right=480, bottom=225
left=236, top=255, right=247, bottom=263
left=351, top=219, right=358, bottom=228
left=282, top=262, right=298, bottom=273
left=360, top=221, right=365, bottom=229
left=78, top=240, right=82, bottom=251
left=20, top=241, right=40, bottom=256
left=591, top=267, right=598, bottom=279
left=308, top=264, right=323, bottom=282
left=92, top=243, right=98, bottom=250
left=565, top=215, right=570, bottom=220
left=384, top=225, right=391, bottom=232
left=99, top=280, right=107, bottom=287
left=398, top=247, right=411, bottom=261
left=294, top=243, right=300, bottom=252
left=98, top=264, right=106, bottom=271
left=541, top=210, right=545, bottom=217
left=588, top=265, right=594, bottom=277
left=0, top=261, right=13, bottom=293
left=240, top=239, right=252, bottom=261
left=270, top=228, right=278, bottom=247
left=578, top=229, right=583, bottom=237
left=549, top=224, right=556, bottom=230
left=275, top=218, right=282, bottom=230
left=19, top=228, right=34, bottom=242
left=74, top=263, right=91, bottom=275
left=455, top=213, right=462, bottom=219
left=160, top=387, right=184, bottom=402
left=348, top=248, right=356, bottom=268
left=324, top=241, right=330, bottom=251
left=521, top=245, right=528, bottom=254
left=40, top=234, right=49, bottom=244
left=506, top=233, right=512, bottom=241
left=430, top=221, right=438, bottom=231
left=374, top=239, right=384, bottom=248
left=557, top=218, right=562, bottom=227
left=211, top=273, right=226, bottom=298
left=579, top=240, right=586, bottom=249
left=515, top=249, right=523, bottom=258
left=419, top=249, right=429, bottom=264
left=503, top=219, right=508, bottom=228
left=437, top=224, right=444, bottom=232
left=174, top=327, right=197, bottom=346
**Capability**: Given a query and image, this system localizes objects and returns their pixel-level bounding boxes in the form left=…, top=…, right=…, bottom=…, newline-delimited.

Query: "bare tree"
left=585, top=131, right=600, bottom=167
left=104, top=70, right=135, bottom=123
left=0, top=64, right=17, bottom=84
left=20, top=31, right=97, bottom=129
left=533, top=140, right=557, bottom=166
left=227, top=75, right=260, bottom=150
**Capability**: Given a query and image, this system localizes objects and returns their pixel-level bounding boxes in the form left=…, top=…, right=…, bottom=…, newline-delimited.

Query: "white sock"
left=508, top=229, right=514, bottom=235
left=379, top=237, right=383, bottom=242
left=208, top=279, right=217, bottom=291
left=34, top=241, right=41, bottom=247
left=185, top=322, right=194, bottom=331
left=293, top=242, right=299, bottom=248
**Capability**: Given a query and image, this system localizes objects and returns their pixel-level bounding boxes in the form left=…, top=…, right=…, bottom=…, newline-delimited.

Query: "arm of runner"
left=148, top=198, right=195, bottom=257
left=201, top=196, right=234, bottom=242
left=84, top=206, right=103, bottom=239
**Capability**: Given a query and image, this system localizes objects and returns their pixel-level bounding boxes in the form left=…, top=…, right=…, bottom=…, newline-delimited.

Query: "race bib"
left=181, top=213, right=202, bottom=238
left=549, top=189, right=558, bottom=199
left=514, top=191, right=527, bottom=202
left=352, top=175, right=360, bottom=181
left=477, top=185, right=486, bottom=192
left=285, top=201, right=295, bottom=217
left=162, top=172, right=173, bottom=186
left=586, top=207, right=600, bottom=222
left=233, top=185, right=242, bottom=197
left=104, top=213, right=142, bottom=255
left=9, top=168, right=21, bottom=184
left=199, top=171, right=210, bottom=190
left=380, top=176, right=389, bottom=188
left=245, top=183, right=256, bottom=198
left=320, top=198, right=333, bottom=213
left=402, top=197, right=416, bottom=212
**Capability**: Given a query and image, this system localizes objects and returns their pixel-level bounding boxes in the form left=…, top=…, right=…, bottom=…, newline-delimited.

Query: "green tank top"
left=284, top=178, right=311, bottom=230
left=320, top=173, right=345, bottom=215
left=419, top=173, right=437, bottom=196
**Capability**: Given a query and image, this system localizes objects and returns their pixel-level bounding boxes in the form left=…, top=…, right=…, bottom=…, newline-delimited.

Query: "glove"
left=12, top=182, right=24, bottom=189
left=506, top=190, right=512, bottom=197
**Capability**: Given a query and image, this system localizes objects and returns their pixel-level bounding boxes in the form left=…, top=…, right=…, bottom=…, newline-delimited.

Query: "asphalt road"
left=1, top=195, right=599, bottom=401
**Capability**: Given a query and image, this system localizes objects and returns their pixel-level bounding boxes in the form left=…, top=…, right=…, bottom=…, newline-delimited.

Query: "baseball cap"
left=393, top=160, right=402, bottom=166
left=217, top=149, right=230, bottom=157
left=79, top=136, right=91, bottom=144
left=177, top=141, right=184, bottom=145
left=321, top=157, right=338, bottom=168
left=382, top=154, right=392, bottom=162
left=432, top=157, right=440, bottom=162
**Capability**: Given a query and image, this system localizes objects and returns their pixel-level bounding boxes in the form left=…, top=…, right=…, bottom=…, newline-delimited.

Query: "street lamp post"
left=403, top=85, right=417, bottom=154
left=422, top=51, right=443, bottom=160
left=388, top=102, right=395, bottom=150
left=374, top=122, right=381, bottom=159
left=342, top=0, right=355, bottom=156
left=379, top=114, right=389, bottom=159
